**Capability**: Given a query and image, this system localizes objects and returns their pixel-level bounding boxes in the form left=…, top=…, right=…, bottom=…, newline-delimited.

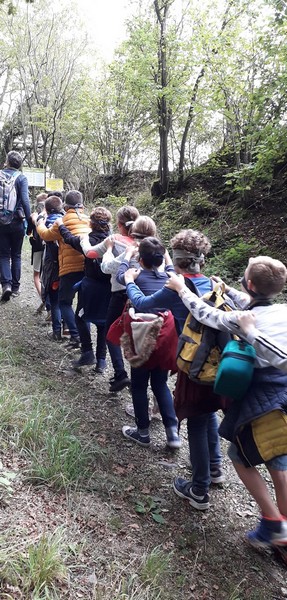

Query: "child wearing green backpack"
left=166, top=256, right=287, bottom=549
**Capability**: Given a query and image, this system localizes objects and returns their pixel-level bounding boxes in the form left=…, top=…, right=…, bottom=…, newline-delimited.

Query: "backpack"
left=213, top=339, right=256, bottom=400
left=213, top=299, right=272, bottom=399
left=176, top=280, right=234, bottom=384
left=107, top=305, right=178, bottom=370
left=0, top=170, right=21, bottom=225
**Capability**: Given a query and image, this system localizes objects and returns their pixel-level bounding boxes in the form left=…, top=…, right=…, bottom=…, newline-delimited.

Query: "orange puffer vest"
left=58, top=209, right=90, bottom=276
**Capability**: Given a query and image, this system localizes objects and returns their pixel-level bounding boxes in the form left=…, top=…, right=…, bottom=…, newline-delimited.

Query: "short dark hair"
left=45, top=196, right=63, bottom=215
left=47, top=191, right=63, bottom=199
left=6, top=151, right=23, bottom=170
left=139, top=237, right=165, bottom=269
left=64, top=190, right=83, bottom=208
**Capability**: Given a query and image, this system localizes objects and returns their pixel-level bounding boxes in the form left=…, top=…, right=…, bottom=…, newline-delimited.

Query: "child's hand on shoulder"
left=237, top=312, right=257, bottom=336
left=124, top=268, right=140, bottom=284
left=165, top=272, right=185, bottom=292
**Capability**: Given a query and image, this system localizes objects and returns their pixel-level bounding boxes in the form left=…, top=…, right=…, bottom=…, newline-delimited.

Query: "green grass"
left=92, top=546, right=172, bottom=600
left=0, top=529, right=67, bottom=599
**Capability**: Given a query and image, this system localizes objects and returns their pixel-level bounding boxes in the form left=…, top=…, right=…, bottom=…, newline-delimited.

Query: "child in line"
left=123, top=229, right=227, bottom=509
left=56, top=206, right=112, bottom=372
left=80, top=205, right=139, bottom=392
left=116, top=236, right=181, bottom=449
left=166, top=256, right=287, bottom=547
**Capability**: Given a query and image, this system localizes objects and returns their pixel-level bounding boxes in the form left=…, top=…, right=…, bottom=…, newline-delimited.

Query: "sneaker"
left=210, top=466, right=225, bottom=484
left=173, top=477, right=210, bottom=510
left=246, top=517, right=287, bottom=548
left=122, top=425, right=150, bottom=447
left=47, top=331, right=62, bottom=342
left=45, top=311, right=52, bottom=323
left=66, top=336, right=81, bottom=349
left=165, top=427, right=182, bottom=449
left=11, top=290, right=20, bottom=298
left=95, top=359, right=107, bottom=374
left=35, top=301, right=45, bottom=314
left=1, top=284, right=12, bottom=302
left=73, top=351, right=96, bottom=367
left=109, top=374, right=130, bottom=392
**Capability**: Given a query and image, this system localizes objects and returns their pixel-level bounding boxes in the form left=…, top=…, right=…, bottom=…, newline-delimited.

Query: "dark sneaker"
left=122, top=426, right=150, bottom=447
left=11, top=290, right=20, bottom=298
left=47, top=331, right=62, bottom=342
left=95, top=359, right=107, bottom=374
left=73, top=351, right=96, bottom=367
left=210, top=467, right=225, bottom=484
left=35, top=301, right=45, bottom=314
left=109, top=375, right=130, bottom=392
left=1, top=284, right=12, bottom=302
left=173, top=477, right=210, bottom=510
left=246, top=518, right=287, bottom=548
left=66, top=336, right=81, bottom=349
left=165, top=426, right=182, bottom=449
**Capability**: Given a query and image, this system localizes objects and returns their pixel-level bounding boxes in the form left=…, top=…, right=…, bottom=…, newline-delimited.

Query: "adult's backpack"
left=0, top=170, right=21, bottom=225
left=176, top=280, right=234, bottom=384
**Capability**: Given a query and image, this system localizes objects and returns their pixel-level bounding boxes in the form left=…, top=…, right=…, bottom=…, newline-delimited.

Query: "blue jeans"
left=187, top=412, right=222, bottom=496
left=131, top=366, right=178, bottom=430
left=58, top=272, right=83, bottom=338
left=0, top=222, right=25, bottom=290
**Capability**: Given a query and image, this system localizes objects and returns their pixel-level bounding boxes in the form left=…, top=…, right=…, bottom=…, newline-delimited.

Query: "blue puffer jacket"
left=219, top=367, right=287, bottom=442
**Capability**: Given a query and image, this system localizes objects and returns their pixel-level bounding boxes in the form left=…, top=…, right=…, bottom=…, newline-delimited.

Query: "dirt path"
left=0, top=240, right=286, bottom=599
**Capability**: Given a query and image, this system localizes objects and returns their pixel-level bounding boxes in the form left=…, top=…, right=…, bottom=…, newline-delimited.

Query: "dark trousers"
left=75, top=309, right=107, bottom=359
left=0, top=222, right=25, bottom=290
left=131, top=366, right=178, bottom=430
left=105, top=290, right=128, bottom=378
left=58, top=271, right=83, bottom=338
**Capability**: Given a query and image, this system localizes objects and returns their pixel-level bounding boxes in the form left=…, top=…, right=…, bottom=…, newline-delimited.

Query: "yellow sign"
left=46, top=178, right=64, bottom=192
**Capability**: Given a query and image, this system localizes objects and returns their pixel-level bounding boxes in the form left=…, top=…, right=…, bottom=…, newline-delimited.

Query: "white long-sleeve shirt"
left=177, top=285, right=287, bottom=370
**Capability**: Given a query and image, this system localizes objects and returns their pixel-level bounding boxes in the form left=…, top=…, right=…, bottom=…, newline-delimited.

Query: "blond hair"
left=116, top=205, right=139, bottom=233
left=131, top=215, right=157, bottom=239
left=248, top=256, right=287, bottom=297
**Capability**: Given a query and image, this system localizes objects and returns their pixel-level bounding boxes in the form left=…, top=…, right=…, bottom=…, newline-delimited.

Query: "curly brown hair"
left=170, top=229, right=211, bottom=272
left=90, top=206, right=112, bottom=232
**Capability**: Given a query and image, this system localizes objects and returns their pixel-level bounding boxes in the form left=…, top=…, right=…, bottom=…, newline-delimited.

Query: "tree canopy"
left=0, top=0, right=286, bottom=198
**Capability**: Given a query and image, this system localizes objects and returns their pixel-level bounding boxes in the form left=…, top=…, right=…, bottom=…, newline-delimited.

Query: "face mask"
left=240, top=275, right=260, bottom=299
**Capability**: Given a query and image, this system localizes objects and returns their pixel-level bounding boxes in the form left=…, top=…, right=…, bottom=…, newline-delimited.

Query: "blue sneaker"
left=122, top=426, right=150, bottom=447
left=173, top=477, right=210, bottom=510
left=246, top=517, right=287, bottom=548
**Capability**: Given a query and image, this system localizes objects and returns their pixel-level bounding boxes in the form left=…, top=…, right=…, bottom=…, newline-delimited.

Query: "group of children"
left=28, top=191, right=287, bottom=552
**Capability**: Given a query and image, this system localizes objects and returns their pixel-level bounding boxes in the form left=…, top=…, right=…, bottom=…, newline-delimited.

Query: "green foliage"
left=134, top=496, right=167, bottom=524
left=205, top=239, right=257, bottom=280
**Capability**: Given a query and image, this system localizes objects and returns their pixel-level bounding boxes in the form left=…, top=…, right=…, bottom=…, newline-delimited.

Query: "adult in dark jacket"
left=0, top=151, right=31, bottom=301
left=56, top=206, right=112, bottom=372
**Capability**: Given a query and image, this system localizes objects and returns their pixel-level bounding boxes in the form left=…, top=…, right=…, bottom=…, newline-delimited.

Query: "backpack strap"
left=184, top=276, right=201, bottom=297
